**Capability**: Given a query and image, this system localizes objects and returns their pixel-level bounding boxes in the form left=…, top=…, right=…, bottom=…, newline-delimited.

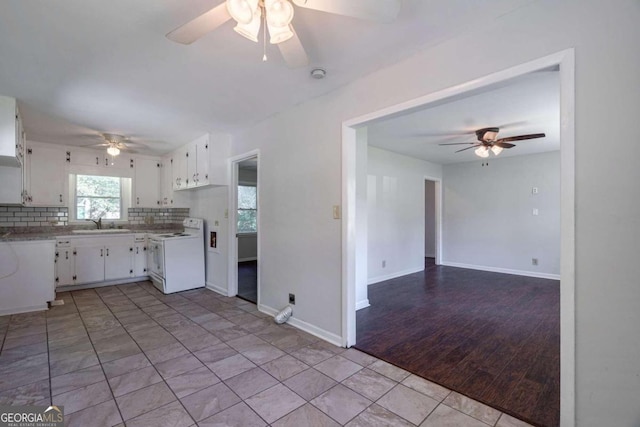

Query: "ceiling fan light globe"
left=267, top=23, right=294, bottom=44
left=484, top=130, right=498, bottom=141
left=227, top=0, right=259, bottom=24
left=107, top=146, right=120, bottom=156
left=265, top=0, right=294, bottom=27
left=491, top=145, right=503, bottom=156
left=474, top=147, right=489, bottom=158
left=233, top=8, right=261, bottom=42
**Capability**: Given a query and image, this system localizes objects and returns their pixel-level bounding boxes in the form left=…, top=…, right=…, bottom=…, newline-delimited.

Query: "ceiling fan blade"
left=438, top=142, right=476, bottom=146
left=166, top=3, right=232, bottom=45
left=494, top=142, right=516, bottom=149
left=277, top=26, right=309, bottom=68
left=291, top=0, right=401, bottom=22
left=495, top=133, right=546, bottom=143
left=455, top=145, right=480, bottom=153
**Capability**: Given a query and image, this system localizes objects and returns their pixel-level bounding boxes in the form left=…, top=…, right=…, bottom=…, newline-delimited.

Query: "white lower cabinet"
left=56, top=235, right=137, bottom=287
left=133, top=235, right=147, bottom=277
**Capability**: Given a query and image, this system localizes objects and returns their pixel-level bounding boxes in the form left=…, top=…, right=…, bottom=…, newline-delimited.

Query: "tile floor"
left=0, top=282, right=535, bottom=427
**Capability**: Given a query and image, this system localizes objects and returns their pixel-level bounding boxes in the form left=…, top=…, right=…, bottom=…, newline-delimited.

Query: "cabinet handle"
left=105, top=158, right=108, bottom=166
left=136, top=247, right=139, bottom=254
left=136, top=197, right=140, bottom=205
left=106, top=248, right=109, bottom=256
left=59, top=194, right=63, bottom=203
left=100, top=249, right=103, bottom=257
left=65, top=251, right=69, bottom=260
left=96, top=156, right=99, bottom=165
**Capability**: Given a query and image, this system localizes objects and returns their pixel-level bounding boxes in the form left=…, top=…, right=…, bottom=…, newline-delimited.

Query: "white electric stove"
left=147, top=217, right=205, bottom=294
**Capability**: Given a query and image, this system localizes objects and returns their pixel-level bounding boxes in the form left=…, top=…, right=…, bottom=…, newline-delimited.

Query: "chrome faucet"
left=88, top=218, right=102, bottom=229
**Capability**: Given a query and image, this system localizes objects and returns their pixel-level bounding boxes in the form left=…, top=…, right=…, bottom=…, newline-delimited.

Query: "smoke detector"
left=310, top=68, right=326, bottom=79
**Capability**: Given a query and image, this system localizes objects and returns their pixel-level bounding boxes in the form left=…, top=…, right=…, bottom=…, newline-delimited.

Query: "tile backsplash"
left=0, top=206, right=68, bottom=227
left=128, top=207, right=190, bottom=225
left=0, top=206, right=189, bottom=228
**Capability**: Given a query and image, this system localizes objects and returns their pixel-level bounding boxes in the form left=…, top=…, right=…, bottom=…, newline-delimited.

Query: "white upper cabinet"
left=0, top=95, right=24, bottom=167
left=161, top=153, right=174, bottom=206
left=171, top=146, right=188, bottom=190
left=24, top=142, right=67, bottom=207
left=69, top=148, right=132, bottom=169
left=132, top=157, right=160, bottom=208
left=169, top=133, right=220, bottom=191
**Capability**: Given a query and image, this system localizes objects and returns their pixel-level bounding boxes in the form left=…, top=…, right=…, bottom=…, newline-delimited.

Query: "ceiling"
left=0, top=0, right=535, bottom=155
left=367, top=69, right=560, bottom=164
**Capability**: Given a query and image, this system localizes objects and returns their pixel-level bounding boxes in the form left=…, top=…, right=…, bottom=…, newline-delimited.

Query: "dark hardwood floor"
left=237, top=260, right=257, bottom=304
left=355, top=258, right=560, bottom=427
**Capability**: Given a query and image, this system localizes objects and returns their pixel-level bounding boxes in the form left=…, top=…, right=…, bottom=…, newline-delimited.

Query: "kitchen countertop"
left=0, top=227, right=183, bottom=242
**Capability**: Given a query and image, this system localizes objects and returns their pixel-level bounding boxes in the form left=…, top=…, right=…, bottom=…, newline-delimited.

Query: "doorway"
left=342, top=50, right=575, bottom=425
left=424, top=177, right=442, bottom=266
left=229, top=151, right=260, bottom=304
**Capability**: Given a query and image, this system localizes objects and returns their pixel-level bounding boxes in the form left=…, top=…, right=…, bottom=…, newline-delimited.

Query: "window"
left=237, top=185, right=257, bottom=233
left=75, top=174, right=125, bottom=220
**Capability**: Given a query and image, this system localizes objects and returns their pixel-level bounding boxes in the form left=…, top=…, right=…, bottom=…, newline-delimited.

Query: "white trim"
left=259, top=304, right=344, bottom=347
left=56, top=276, right=150, bottom=293
left=441, top=262, right=560, bottom=280
left=227, top=150, right=261, bottom=300
left=206, top=281, right=228, bottom=296
left=355, top=299, right=370, bottom=311
left=0, top=304, right=49, bottom=316
left=342, top=49, right=575, bottom=426
left=367, top=267, right=425, bottom=285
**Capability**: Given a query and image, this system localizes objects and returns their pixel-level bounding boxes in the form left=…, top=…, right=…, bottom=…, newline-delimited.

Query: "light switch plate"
left=332, top=205, right=341, bottom=219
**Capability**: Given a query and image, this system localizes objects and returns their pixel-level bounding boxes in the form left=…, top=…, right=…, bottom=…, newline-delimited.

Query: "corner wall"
left=442, top=151, right=560, bottom=277
left=367, top=147, right=442, bottom=284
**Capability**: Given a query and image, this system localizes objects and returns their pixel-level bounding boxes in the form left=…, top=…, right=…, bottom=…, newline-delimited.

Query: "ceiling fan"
left=90, top=134, right=144, bottom=157
left=439, top=127, right=546, bottom=158
left=166, top=0, right=401, bottom=68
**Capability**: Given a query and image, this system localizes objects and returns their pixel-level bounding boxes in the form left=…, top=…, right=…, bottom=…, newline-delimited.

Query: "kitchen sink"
left=71, top=229, right=132, bottom=234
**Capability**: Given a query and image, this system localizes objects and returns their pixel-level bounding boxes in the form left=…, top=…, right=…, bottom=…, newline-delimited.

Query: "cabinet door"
left=161, top=155, right=173, bottom=206
left=70, top=150, right=104, bottom=167
left=195, top=141, right=209, bottom=186
left=186, top=142, right=198, bottom=188
left=26, top=144, right=66, bottom=206
left=74, top=246, right=105, bottom=284
left=134, top=158, right=160, bottom=207
left=172, top=148, right=187, bottom=190
left=104, top=244, right=133, bottom=280
left=134, top=243, right=147, bottom=276
left=55, top=248, right=75, bottom=286
left=106, top=153, right=132, bottom=169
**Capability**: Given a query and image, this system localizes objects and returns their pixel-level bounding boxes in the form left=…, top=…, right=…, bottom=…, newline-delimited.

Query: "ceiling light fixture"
left=474, top=146, right=489, bottom=158
left=228, top=0, right=294, bottom=48
left=106, top=143, right=120, bottom=157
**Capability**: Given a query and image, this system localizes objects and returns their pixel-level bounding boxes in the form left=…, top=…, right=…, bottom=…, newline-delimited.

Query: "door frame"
left=341, top=49, right=575, bottom=425
left=424, top=176, right=442, bottom=266
left=227, top=150, right=260, bottom=303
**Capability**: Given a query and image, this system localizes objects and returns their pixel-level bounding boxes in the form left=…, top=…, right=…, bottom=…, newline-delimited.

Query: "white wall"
left=223, top=1, right=640, bottom=424
left=442, top=151, right=560, bottom=277
left=424, top=180, right=436, bottom=258
left=367, top=147, right=442, bottom=284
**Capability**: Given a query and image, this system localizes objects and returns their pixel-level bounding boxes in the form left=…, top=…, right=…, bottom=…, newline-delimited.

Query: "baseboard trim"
left=368, top=267, right=424, bottom=285
left=356, top=299, right=370, bottom=311
left=206, top=281, right=228, bottom=296
left=0, top=304, right=48, bottom=316
left=259, top=304, right=343, bottom=347
left=56, top=276, right=150, bottom=293
left=441, top=262, right=561, bottom=280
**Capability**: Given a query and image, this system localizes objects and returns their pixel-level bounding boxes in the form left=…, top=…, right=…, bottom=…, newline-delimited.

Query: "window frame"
left=237, top=184, right=257, bottom=234
left=69, top=173, right=131, bottom=224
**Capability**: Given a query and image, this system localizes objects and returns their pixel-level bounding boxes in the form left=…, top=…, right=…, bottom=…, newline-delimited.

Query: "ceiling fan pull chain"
left=262, top=7, right=267, bottom=61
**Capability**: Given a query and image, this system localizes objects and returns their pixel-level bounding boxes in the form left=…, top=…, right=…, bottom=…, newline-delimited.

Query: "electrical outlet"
left=532, top=187, right=539, bottom=195
left=382, top=260, right=386, bottom=268
left=532, top=258, right=539, bottom=266
left=289, top=293, right=295, bottom=305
